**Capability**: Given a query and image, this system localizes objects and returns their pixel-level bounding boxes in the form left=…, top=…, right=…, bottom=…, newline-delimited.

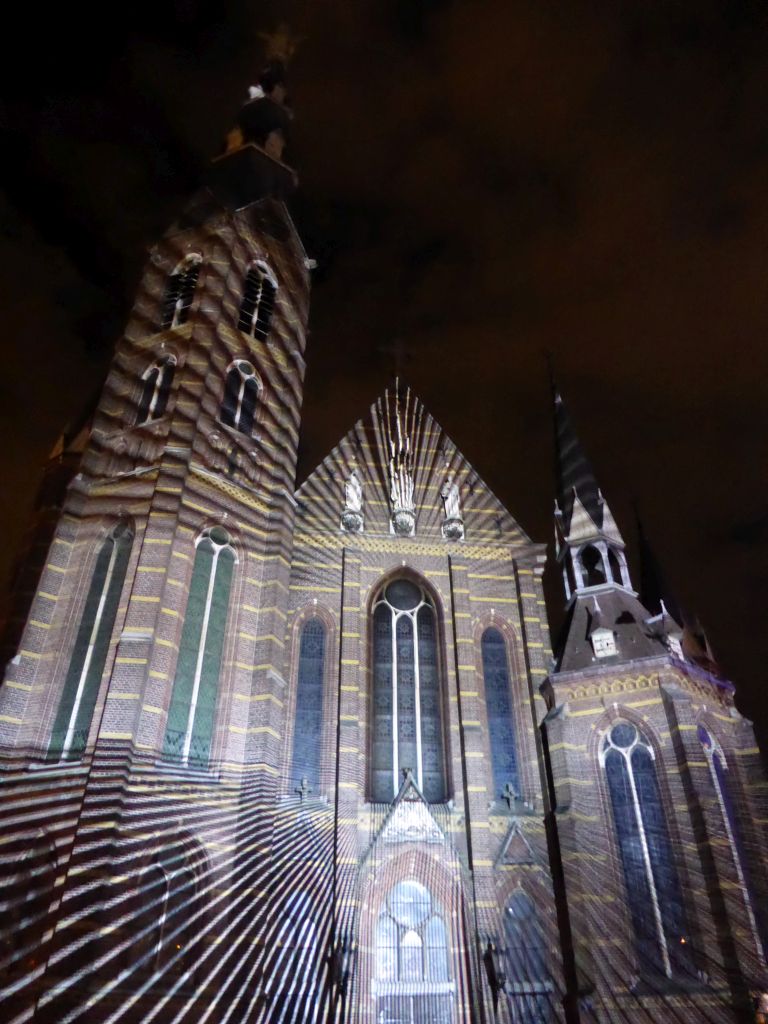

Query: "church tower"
left=0, top=46, right=315, bottom=1024
left=543, top=388, right=768, bottom=1021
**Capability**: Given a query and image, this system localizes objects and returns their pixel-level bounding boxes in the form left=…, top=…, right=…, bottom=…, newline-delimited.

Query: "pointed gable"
left=295, top=381, right=533, bottom=549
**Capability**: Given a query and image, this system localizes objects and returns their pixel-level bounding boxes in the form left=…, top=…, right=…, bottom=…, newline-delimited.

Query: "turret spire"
left=549, top=378, right=632, bottom=602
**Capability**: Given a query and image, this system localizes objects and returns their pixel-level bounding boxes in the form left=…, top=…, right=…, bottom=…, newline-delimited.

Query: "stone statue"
left=341, top=465, right=364, bottom=533
left=441, top=470, right=464, bottom=541
left=345, top=467, right=362, bottom=513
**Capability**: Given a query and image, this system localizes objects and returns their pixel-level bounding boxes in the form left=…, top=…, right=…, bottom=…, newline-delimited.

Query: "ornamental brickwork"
left=0, top=69, right=766, bottom=1024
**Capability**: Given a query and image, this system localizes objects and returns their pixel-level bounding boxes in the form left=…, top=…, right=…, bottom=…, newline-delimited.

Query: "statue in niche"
left=441, top=469, right=464, bottom=541
left=341, top=465, right=364, bottom=533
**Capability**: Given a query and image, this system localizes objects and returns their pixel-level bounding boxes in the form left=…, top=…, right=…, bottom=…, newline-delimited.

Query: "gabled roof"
left=295, top=381, right=535, bottom=550
left=554, top=588, right=665, bottom=672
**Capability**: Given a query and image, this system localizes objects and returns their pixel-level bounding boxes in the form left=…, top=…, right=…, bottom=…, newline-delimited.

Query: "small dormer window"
left=591, top=628, right=616, bottom=658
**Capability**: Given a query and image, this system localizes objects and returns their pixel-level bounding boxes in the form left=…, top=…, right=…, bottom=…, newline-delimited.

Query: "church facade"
left=0, top=61, right=766, bottom=1024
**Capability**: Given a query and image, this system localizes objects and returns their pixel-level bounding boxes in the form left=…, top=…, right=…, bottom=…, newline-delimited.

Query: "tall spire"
left=551, top=381, right=603, bottom=534
left=549, top=373, right=632, bottom=604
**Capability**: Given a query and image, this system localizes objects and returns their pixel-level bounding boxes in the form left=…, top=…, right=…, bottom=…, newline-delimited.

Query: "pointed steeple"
left=548, top=373, right=632, bottom=603
left=553, top=387, right=603, bottom=534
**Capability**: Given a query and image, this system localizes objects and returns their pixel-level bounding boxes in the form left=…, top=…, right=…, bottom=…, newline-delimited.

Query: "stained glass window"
left=49, top=522, right=133, bottom=759
left=163, top=527, right=235, bottom=768
left=291, top=618, right=326, bottom=792
left=602, top=722, right=693, bottom=979
left=161, top=254, right=201, bottom=329
left=137, top=355, right=176, bottom=424
left=370, top=580, right=446, bottom=803
left=481, top=627, right=519, bottom=802
left=238, top=262, right=277, bottom=340
left=220, top=360, right=260, bottom=436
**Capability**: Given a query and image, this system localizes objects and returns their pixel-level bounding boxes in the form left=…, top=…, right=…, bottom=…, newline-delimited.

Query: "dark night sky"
left=1, top=1, right=767, bottom=756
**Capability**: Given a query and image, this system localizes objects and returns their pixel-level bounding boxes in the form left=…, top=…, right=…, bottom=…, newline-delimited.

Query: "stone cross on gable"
left=296, top=776, right=312, bottom=800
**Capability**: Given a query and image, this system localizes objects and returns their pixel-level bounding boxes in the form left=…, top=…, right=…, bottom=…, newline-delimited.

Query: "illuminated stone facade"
left=0, top=68, right=766, bottom=1024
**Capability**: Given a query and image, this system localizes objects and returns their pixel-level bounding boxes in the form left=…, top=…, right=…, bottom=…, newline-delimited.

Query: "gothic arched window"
left=580, top=545, right=605, bottom=587
left=238, top=261, right=277, bottom=340
left=220, top=360, right=260, bottom=436
left=163, top=527, right=235, bottom=768
left=376, top=881, right=452, bottom=1022
left=128, top=845, right=201, bottom=988
left=49, top=522, right=134, bottom=759
left=608, top=549, right=622, bottom=585
left=161, top=254, right=202, bottom=330
left=601, top=722, right=693, bottom=978
left=290, top=619, right=326, bottom=793
left=698, top=725, right=768, bottom=959
left=137, top=354, right=176, bottom=424
left=371, top=579, right=446, bottom=803
left=481, top=627, right=520, bottom=802
left=504, top=890, right=551, bottom=1023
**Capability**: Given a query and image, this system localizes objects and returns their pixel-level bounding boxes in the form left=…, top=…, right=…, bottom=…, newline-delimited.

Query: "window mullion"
left=62, top=539, right=120, bottom=757
left=391, top=607, right=399, bottom=799
left=707, top=753, right=763, bottom=958
left=625, top=746, right=671, bottom=976
left=182, top=546, right=220, bottom=762
left=412, top=609, right=423, bottom=792
left=235, top=377, right=246, bottom=431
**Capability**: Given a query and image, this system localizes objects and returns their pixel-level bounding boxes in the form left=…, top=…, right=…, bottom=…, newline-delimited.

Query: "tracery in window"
left=481, top=627, right=520, bottom=802
left=137, top=354, right=176, bottom=424
left=375, top=881, right=453, bottom=1023
left=371, top=579, right=446, bottom=803
left=698, top=725, right=768, bottom=959
left=602, top=722, right=693, bottom=978
left=291, top=618, right=326, bottom=792
left=238, top=261, right=277, bottom=340
left=220, top=360, right=260, bottom=436
left=49, top=522, right=134, bottom=759
left=163, top=527, right=235, bottom=768
left=161, top=254, right=202, bottom=329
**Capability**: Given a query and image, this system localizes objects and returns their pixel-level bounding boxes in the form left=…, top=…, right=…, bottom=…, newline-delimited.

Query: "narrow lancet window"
left=163, top=527, right=235, bottom=768
left=161, top=254, right=202, bottom=329
left=49, top=522, right=134, bottom=759
left=238, top=262, right=277, bottom=340
left=290, top=618, right=326, bottom=792
left=220, top=360, right=260, bottom=435
left=137, top=355, right=176, bottom=424
left=371, top=579, right=446, bottom=803
left=698, top=725, right=768, bottom=959
left=602, top=722, right=693, bottom=979
left=481, top=627, right=520, bottom=802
